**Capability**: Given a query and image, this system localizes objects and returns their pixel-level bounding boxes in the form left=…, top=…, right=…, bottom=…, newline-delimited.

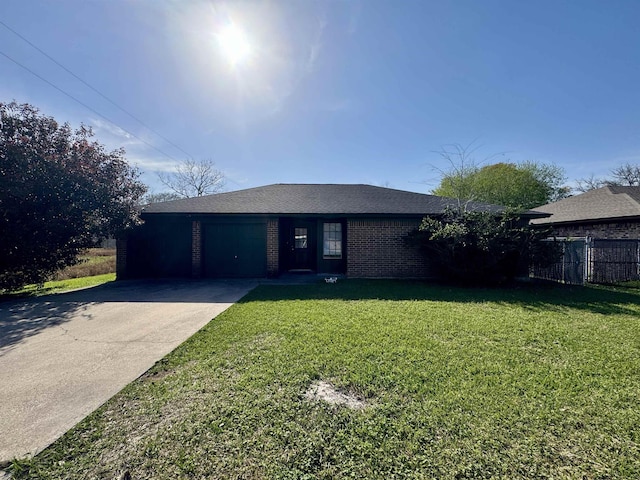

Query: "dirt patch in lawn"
left=304, top=380, right=368, bottom=410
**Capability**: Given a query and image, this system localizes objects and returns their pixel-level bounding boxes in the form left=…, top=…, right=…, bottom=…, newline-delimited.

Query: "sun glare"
left=217, top=24, right=252, bottom=66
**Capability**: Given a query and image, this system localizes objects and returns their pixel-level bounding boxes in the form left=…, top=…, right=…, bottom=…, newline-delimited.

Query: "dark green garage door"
left=204, top=223, right=267, bottom=277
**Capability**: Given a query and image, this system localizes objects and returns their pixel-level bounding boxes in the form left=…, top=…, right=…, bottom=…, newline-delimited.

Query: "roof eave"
left=532, top=214, right=640, bottom=226
left=141, top=211, right=440, bottom=217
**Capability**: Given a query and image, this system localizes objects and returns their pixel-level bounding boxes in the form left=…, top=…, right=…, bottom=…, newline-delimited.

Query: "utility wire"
left=0, top=19, right=193, bottom=160
left=0, top=49, right=181, bottom=162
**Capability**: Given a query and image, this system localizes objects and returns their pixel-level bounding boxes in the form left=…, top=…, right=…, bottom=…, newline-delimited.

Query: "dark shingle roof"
left=531, top=186, right=640, bottom=225
left=142, top=183, right=547, bottom=217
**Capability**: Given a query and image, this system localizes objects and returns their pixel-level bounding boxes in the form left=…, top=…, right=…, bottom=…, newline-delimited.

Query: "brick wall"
left=116, top=235, right=128, bottom=280
left=267, top=218, right=279, bottom=277
left=191, top=220, right=202, bottom=277
left=346, top=219, right=433, bottom=278
left=552, top=220, right=640, bottom=239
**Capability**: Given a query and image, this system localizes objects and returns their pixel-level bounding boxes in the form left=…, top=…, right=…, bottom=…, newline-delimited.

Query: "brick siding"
left=346, top=219, right=433, bottom=278
left=191, top=220, right=202, bottom=277
left=267, top=218, right=279, bottom=277
left=551, top=220, right=640, bottom=239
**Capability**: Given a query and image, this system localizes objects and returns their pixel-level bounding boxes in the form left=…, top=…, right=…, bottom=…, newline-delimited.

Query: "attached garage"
left=203, top=222, right=267, bottom=278
left=124, top=216, right=192, bottom=278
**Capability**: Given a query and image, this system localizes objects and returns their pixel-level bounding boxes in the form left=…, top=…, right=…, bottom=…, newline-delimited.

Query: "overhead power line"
left=0, top=19, right=193, bottom=160
left=0, top=49, right=181, bottom=163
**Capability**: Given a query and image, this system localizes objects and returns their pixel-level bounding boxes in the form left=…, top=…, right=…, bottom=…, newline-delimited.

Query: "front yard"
left=11, top=281, right=640, bottom=479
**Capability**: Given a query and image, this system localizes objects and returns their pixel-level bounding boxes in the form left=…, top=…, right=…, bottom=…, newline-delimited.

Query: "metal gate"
left=588, top=239, right=640, bottom=284
left=531, top=238, right=586, bottom=285
left=531, top=237, right=640, bottom=285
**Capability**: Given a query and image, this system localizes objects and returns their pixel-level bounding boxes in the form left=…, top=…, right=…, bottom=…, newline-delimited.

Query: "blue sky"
left=2, top=0, right=639, bottom=195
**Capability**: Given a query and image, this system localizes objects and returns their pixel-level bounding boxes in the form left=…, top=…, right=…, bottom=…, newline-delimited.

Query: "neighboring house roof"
left=531, top=186, right=640, bottom=225
left=142, top=183, right=548, bottom=217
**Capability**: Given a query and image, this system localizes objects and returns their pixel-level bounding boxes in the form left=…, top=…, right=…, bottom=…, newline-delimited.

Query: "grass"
left=1, top=248, right=116, bottom=300
left=10, top=280, right=640, bottom=479
left=2, top=273, right=116, bottom=300
left=52, top=248, right=116, bottom=280
left=615, top=280, right=640, bottom=290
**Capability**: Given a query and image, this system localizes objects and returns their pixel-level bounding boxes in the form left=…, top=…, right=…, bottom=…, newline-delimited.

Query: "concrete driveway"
left=0, top=279, right=256, bottom=464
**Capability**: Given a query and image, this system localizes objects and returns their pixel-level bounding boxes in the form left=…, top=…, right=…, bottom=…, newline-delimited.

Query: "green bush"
left=408, top=208, right=560, bottom=285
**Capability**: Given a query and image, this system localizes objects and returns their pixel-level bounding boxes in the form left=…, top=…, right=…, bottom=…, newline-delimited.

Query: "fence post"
left=584, top=236, right=591, bottom=284
left=561, top=241, right=566, bottom=284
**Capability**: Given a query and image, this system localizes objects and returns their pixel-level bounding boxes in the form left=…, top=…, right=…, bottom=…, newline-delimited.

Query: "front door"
left=287, top=221, right=316, bottom=271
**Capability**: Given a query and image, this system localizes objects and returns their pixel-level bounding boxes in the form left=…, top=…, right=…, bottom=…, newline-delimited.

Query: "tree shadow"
left=0, top=279, right=257, bottom=356
left=3, top=278, right=637, bottom=357
left=240, top=279, right=640, bottom=317
left=0, top=300, right=95, bottom=356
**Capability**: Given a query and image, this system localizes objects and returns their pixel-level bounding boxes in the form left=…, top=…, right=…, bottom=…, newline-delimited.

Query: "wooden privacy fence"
left=531, top=237, right=640, bottom=285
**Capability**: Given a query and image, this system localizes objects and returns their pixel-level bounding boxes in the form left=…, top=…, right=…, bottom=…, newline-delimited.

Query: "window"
left=294, top=228, right=307, bottom=249
left=323, top=223, right=342, bottom=258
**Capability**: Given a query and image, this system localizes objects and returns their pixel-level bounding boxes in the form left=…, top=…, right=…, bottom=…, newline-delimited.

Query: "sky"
left=1, top=0, right=639, bottom=195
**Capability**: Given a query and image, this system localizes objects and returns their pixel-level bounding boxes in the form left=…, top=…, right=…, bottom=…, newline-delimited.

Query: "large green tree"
left=432, top=146, right=569, bottom=209
left=0, top=102, right=146, bottom=291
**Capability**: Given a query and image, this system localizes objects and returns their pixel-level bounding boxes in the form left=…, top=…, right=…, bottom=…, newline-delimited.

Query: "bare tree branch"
left=142, top=191, right=182, bottom=204
left=575, top=163, right=640, bottom=192
left=158, top=158, right=226, bottom=198
left=575, top=174, right=607, bottom=193
left=610, top=162, right=640, bottom=186
left=429, top=142, right=505, bottom=210
left=430, top=142, right=568, bottom=209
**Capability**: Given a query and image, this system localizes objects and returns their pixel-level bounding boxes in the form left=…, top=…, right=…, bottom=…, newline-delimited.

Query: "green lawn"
left=51, top=248, right=116, bottom=280
left=1, top=273, right=116, bottom=300
left=11, top=281, right=640, bottom=479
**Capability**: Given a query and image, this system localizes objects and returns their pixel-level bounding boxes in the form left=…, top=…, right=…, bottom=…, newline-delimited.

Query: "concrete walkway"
left=0, top=279, right=256, bottom=464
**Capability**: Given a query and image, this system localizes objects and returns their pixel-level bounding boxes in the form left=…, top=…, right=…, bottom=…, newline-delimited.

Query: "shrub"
left=407, top=208, right=560, bottom=285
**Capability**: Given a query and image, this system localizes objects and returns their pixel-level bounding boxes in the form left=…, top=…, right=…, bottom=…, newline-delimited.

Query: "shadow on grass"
left=240, top=279, right=640, bottom=317
left=2, top=277, right=637, bottom=357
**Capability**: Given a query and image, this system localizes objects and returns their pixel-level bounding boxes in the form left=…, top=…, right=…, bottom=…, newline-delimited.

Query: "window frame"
left=322, top=222, right=343, bottom=259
